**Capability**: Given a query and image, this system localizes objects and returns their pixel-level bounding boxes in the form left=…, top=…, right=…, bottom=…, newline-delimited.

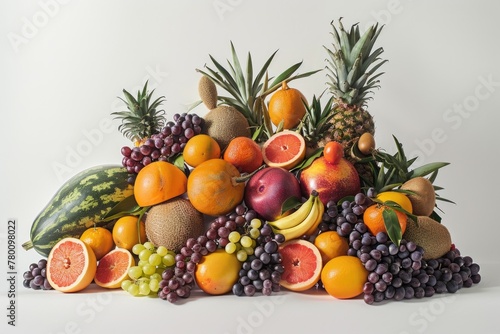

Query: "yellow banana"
left=305, top=197, right=325, bottom=236
left=276, top=195, right=323, bottom=241
left=267, top=192, right=317, bottom=230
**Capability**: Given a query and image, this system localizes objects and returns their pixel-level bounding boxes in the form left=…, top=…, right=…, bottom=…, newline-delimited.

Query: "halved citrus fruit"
left=46, top=237, right=97, bottom=293
left=278, top=239, right=322, bottom=291
left=94, top=248, right=135, bottom=289
left=261, top=130, right=306, bottom=170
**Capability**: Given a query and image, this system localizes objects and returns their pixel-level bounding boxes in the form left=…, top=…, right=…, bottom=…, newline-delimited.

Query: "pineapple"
left=112, top=81, right=166, bottom=145
left=196, top=42, right=320, bottom=142
left=323, top=18, right=387, bottom=155
left=299, top=93, right=335, bottom=150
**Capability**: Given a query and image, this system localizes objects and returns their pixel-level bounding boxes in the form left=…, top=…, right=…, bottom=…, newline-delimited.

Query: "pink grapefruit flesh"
left=278, top=239, right=322, bottom=291
left=94, top=248, right=135, bottom=289
left=262, top=131, right=306, bottom=170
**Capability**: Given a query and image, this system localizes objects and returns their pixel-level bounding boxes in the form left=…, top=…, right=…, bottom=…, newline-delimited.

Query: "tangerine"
left=94, top=248, right=135, bottom=289
left=223, top=137, right=263, bottom=173
left=183, top=134, right=221, bottom=168
left=80, top=226, right=114, bottom=260
left=187, top=159, right=246, bottom=216
left=46, top=237, right=97, bottom=293
left=195, top=249, right=241, bottom=295
left=363, top=204, right=408, bottom=237
left=321, top=255, right=368, bottom=299
left=261, top=130, right=306, bottom=170
left=313, top=231, right=349, bottom=264
left=376, top=191, right=413, bottom=213
left=133, top=161, right=187, bottom=207
left=268, top=81, right=307, bottom=129
left=112, top=215, right=147, bottom=251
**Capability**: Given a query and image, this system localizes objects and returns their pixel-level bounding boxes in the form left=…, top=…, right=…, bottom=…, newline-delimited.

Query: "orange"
left=46, top=237, right=97, bottom=293
left=94, top=248, right=135, bottom=289
left=314, top=231, right=349, bottom=264
left=261, top=130, right=306, bottom=170
left=363, top=203, right=408, bottom=237
left=376, top=191, right=413, bottom=213
left=195, top=249, right=242, bottom=295
left=112, top=215, right=147, bottom=251
left=183, top=134, right=221, bottom=168
left=223, top=137, right=263, bottom=173
left=187, top=159, right=246, bottom=216
left=268, top=81, right=307, bottom=129
left=321, top=255, right=368, bottom=299
left=80, top=226, right=114, bottom=260
left=279, top=239, right=322, bottom=292
left=134, top=161, right=187, bottom=207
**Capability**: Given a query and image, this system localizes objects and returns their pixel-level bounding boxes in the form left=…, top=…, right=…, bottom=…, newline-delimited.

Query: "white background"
left=1, top=0, right=500, bottom=333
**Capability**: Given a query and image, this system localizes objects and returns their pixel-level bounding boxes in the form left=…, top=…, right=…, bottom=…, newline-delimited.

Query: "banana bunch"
left=268, top=190, right=324, bottom=241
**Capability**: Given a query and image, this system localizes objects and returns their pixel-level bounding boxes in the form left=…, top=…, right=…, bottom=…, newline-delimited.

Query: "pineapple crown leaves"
left=324, top=18, right=388, bottom=106
left=363, top=135, right=454, bottom=206
left=195, top=41, right=321, bottom=140
left=297, top=91, right=336, bottom=143
left=112, top=81, right=166, bottom=142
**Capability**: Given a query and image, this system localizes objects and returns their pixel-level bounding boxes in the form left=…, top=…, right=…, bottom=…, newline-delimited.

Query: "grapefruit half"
left=262, top=130, right=306, bottom=170
left=47, top=237, right=97, bottom=293
left=94, top=248, right=135, bottom=289
left=278, top=239, right=322, bottom=291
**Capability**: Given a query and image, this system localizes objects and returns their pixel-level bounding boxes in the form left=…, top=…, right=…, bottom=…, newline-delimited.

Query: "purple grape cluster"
left=232, top=228, right=285, bottom=297
left=158, top=204, right=258, bottom=303
left=23, top=259, right=53, bottom=290
left=121, top=112, right=204, bottom=183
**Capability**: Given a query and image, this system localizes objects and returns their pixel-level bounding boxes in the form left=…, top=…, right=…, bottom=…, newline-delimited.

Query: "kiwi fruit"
left=145, top=197, right=204, bottom=252
left=401, top=177, right=436, bottom=216
left=198, top=75, right=217, bottom=110
left=403, top=216, right=452, bottom=260
left=203, top=105, right=251, bottom=150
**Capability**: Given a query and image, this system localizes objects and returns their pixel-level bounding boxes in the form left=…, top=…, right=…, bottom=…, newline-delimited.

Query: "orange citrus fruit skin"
left=321, top=255, right=368, bottom=299
left=134, top=161, right=187, bottom=207
left=262, top=130, right=306, bottom=170
left=195, top=249, right=241, bottom=295
left=187, top=159, right=245, bottom=216
left=80, top=226, right=114, bottom=260
left=268, top=82, right=307, bottom=129
left=376, top=191, right=413, bottom=213
left=112, top=215, right=147, bottom=251
left=47, top=237, right=97, bottom=293
left=363, top=204, right=408, bottom=237
left=314, top=231, right=349, bottom=264
left=183, top=134, right=221, bottom=168
left=279, top=239, right=322, bottom=292
left=94, top=248, right=135, bottom=289
left=223, top=137, right=263, bottom=173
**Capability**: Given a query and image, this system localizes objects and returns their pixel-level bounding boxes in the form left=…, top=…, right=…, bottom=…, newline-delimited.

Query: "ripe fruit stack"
left=22, top=17, right=481, bottom=308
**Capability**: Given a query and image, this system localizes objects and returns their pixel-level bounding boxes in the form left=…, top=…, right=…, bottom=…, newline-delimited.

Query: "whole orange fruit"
left=376, top=191, right=413, bottom=213
left=80, top=226, right=114, bottom=260
left=133, top=161, right=187, bottom=207
left=363, top=204, right=408, bottom=237
left=195, top=249, right=241, bottom=295
left=313, top=231, right=349, bottom=264
left=112, top=215, right=147, bottom=251
left=321, top=255, right=368, bottom=299
left=268, top=81, right=307, bottom=129
left=223, top=137, right=263, bottom=173
left=183, top=134, right=221, bottom=168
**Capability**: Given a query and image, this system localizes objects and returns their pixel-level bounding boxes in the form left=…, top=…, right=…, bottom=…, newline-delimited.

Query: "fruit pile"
left=22, top=18, right=481, bottom=305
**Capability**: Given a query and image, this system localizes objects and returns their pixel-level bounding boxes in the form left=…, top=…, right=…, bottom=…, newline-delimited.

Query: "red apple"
left=244, top=167, right=302, bottom=221
left=299, top=156, right=360, bottom=206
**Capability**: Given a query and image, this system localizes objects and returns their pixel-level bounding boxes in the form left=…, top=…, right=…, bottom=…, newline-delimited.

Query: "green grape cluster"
left=225, top=218, right=263, bottom=262
left=121, top=241, right=175, bottom=297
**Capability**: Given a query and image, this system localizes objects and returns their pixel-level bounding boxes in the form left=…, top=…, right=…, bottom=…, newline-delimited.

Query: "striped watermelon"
left=22, top=165, right=134, bottom=257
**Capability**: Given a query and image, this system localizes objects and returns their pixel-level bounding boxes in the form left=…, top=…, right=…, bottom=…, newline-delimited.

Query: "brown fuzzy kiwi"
left=403, top=216, right=452, bottom=260
left=202, top=105, right=251, bottom=150
left=401, top=177, right=436, bottom=216
left=198, top=75, right=218, bottom=110
left=145, top=197, right=204, bottom=252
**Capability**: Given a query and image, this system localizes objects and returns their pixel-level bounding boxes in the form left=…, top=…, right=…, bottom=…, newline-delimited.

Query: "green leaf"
left=382, top=208, right=403, bottom=246
left=101, top=194, right=143, bottom=222
left=290, top=147, right=323, bottom=172
left=281, top=196, right=303, bottom=214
